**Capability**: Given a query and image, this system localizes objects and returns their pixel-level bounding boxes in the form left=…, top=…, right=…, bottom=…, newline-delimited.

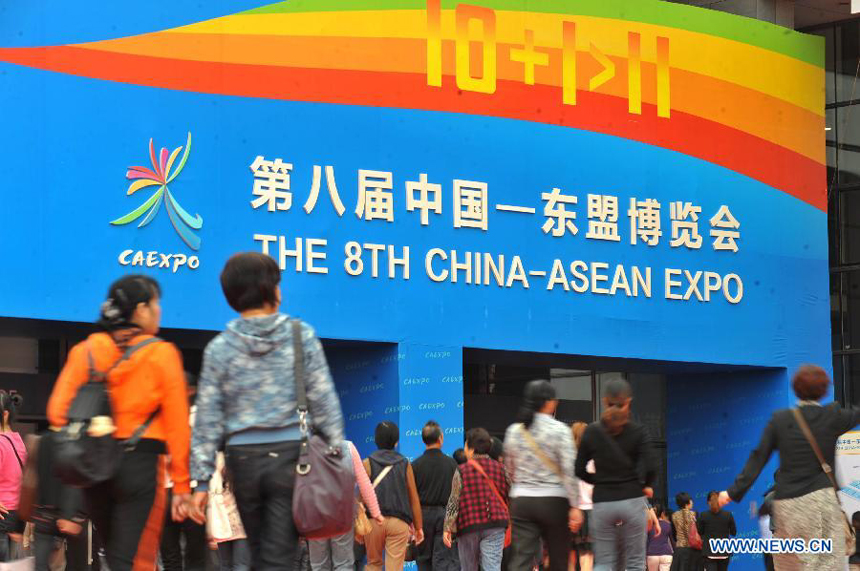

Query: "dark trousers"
left=704, top=558, right=730, bottom=571
left=217, top=539, right=251, bottom=571
left=509, top=497, right=570, bottom=571
left=226, top=440, right=301, bottom=571
left=764, top=553, right=775, bottom=571
left=161, top=489, right=207, bottom=571
left=416, top=506, right=459, bottom=571
left=0, top=511, right=21, bottom=562
left=85, top=444, right=167, bottom=571
left=33, top=517, right=95, bottom=571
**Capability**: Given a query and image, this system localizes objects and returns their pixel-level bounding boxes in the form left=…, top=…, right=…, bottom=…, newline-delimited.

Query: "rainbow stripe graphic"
left=0, top=0, right=824, bottom=209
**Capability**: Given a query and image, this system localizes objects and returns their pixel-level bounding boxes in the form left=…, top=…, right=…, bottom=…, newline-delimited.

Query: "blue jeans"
left=591, top=497, right=647, bottom=571
left=217, top=539, right=251, bottom=571
left=308, top=530, right=355, bottom=571
left=457, top=528, right=505, bottom=571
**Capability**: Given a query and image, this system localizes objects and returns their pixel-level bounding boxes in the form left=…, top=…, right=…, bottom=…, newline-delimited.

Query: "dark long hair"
left=517, top=380, right=557, bottom=428
left=601, top=378, right=632, bottom=435
left=97, top=275, right=161, bottom=332
left=0, top=391, right=23, bottom=428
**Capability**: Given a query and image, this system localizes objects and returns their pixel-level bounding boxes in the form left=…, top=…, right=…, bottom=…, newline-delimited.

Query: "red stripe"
left=132, top=455, right=167, bottom=571
left=0, top=45, right=825, bottom=211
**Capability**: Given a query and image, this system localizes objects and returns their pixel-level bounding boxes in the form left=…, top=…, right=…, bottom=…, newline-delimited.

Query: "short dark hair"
left=653, top=502, right=668, bottom=519
left=707, top=490, right=719, bottom=502
left=220, top=252, right=281, bottom=312
left=675, top=492, right=692, bottom=509
left=853, top=511, right=860, bottom=526
left=375, top=421, right=399, bottom=450
left=489, top=436, right=504, bottom=461
left=465, top=428, right=492, bottom=455
left=792, top=365, right=830, bottom=401
left=422, top=421, right=442, bottom=445
left=453, top=448, right=467, bottom=465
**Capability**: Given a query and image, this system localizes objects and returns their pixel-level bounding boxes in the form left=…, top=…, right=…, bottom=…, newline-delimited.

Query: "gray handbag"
left=290, top=320, right=355, bottom=539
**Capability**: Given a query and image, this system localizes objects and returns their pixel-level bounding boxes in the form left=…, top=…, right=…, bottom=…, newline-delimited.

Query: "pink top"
left=0, top=432, right=26, bottom=510
left=349, top=442, right=381, bottom=519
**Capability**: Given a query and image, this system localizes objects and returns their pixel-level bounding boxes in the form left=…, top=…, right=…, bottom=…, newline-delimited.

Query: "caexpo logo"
left=112, top=133, right=203, bottom=272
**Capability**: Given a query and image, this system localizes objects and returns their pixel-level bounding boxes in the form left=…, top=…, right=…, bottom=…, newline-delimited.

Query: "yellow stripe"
left=169, top=10, right=823, bottom=115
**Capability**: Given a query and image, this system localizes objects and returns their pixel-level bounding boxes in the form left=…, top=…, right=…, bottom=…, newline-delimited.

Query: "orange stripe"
left=132, top=455, right=167, bottom=571
left=0, top=46, right=825, bottom=210
left=83, top=32, right=824, bottom=163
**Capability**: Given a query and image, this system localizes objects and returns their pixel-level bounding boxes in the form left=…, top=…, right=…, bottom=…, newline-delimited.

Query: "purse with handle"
left=791, top=407, right=856, bottom=555
left=291, top=320, right=356, bottom=540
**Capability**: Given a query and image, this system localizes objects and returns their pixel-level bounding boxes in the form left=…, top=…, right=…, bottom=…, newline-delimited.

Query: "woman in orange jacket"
left=47, top=275, right=191, bottom=571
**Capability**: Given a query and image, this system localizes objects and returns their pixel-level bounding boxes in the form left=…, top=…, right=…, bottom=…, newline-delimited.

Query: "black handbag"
left=290, top=321, right=355, bottom=539
left=54, top=337, right=161, bottom=488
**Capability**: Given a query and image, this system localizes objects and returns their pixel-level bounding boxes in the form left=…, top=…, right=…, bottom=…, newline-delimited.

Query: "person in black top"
left=413, top=421, right=459, bottom=571
left=697, top=491, right=736, bottom=571
left=575, top=379, right=657, bottom=571
left=719, top=365, right=860, bottom=571
left=453, top=449, right=467, bottom=466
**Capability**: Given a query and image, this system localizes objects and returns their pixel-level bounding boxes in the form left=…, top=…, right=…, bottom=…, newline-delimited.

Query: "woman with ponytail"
left=48, top=275, right=191, bottom=571
left=574, top=379, right=658, bottom=571
left=0, top=391, right=26, bottom=561
left=503, top=380, right=582, bottom=571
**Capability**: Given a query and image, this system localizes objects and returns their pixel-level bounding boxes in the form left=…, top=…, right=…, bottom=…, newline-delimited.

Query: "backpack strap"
left=119, top=338, right=164, bottom=450
left=89, top=337, right=163, bottom=381
left=87, top=337, right=163, bottom=450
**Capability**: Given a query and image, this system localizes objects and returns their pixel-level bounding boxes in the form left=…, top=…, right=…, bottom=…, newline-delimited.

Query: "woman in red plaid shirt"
left=442, top=428, right=510, bottom=571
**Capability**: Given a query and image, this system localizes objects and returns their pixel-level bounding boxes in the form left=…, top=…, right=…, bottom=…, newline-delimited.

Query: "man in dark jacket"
left=412, top=421, right=459, bottom=571
left=698, top=491, right=737, bottom=571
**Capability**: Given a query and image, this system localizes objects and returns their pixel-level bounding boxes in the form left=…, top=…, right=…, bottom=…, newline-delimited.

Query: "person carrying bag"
left=720, top=365, right=860, bottom=571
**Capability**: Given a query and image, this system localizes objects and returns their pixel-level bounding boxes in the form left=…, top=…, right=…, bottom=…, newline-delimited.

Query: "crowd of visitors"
left=0, top=254, right=856, bottom=571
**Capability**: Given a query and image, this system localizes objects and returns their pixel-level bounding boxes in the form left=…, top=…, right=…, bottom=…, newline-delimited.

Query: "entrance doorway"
left=462, top=348, right=668, bottom=504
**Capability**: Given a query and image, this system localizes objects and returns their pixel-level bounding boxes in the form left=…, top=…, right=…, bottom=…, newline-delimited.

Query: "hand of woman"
left=172, top=493, right=191, bottom=522
left=374, top=514, right=385, bottom=525
left=569, top=507, right=583, bottom=532
left=186, top=491, right=209, bottom=524
left=442, top=531, right=453, bottom=548
left=57, top=519, right=83, bottom=536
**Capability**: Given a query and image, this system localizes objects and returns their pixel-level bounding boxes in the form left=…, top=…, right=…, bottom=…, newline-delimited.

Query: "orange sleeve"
left=156, top=344, right=191, bottom=494
left=47, top=343, right=91, bottom=427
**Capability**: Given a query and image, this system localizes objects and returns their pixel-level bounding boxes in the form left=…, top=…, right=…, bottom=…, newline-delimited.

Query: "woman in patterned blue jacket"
left=187, top=252, right=345, bottom=571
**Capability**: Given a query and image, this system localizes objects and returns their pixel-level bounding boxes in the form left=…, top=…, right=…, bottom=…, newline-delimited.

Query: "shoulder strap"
left=595, top=422, right=635, bottom=470
left=372, top=466, right=393, bottom=489
left=115, top=337, right=163, bottom=449
left=518, top=424, right=563, bottom=478
left=292, top=321, right=307, bottom=414
left=791, top=408, right=839, bottom=490
left=0, top=434, right=23, bottom=471
left=89, top=337, right=163, bottom=381
left=468, top=459, right=509, bottom=515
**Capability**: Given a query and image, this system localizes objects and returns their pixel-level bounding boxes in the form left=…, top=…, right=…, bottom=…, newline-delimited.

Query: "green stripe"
left=242, top=0, right=823, bottom=67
